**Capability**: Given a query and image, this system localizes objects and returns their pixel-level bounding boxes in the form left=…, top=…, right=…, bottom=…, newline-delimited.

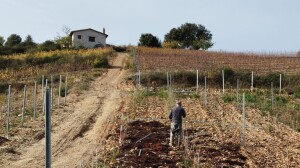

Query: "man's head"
left=176, top=100, right=182, bottom=106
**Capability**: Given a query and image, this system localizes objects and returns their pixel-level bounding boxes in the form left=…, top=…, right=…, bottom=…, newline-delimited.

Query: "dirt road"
left=7, top=53, right=127, bottom=167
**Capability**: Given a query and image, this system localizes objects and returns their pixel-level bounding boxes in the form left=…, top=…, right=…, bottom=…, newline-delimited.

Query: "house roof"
left=69, top=28, right=108, bottom=37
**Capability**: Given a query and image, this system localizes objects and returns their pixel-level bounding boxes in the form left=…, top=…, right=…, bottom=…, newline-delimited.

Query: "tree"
left=0, top=36, right=4, bottom=46
left=5, top=34, right=22, bottom=47
left=55, top=26, right=72, bottom=49
left=22, top=35, right=36, bottom=46
left=138, top=33, right=161, bottom=48
left=20, top=35, right=37, bottom=52
left=39, top=40, right=60, bottom=51
left=164, top=23, right=213, bottom=50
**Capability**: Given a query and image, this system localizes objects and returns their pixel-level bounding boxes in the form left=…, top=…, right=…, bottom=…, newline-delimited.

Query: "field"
left=104, top=47, right=300, bottom=167
left=137, top=47, right=300, bottom=75
left=135, top=47, right=300, bottom=133
left=109, top=90, right=300, bottom=167
left=1, top=47, right=300, bottom=167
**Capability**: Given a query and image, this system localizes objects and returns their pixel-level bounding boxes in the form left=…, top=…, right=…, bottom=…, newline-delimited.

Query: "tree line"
left=0, top=26, right=72, bottom=55
left=138, top=23, right=214, bottom=50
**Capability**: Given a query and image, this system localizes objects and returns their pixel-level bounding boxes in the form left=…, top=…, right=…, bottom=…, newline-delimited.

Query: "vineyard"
left=109, top=90, right=300, bottom=167
left=0, top=47, right=300, bottom=167
left=104, top=47, right=300, bottom=167
left=137, top=47, right=300, bottom=75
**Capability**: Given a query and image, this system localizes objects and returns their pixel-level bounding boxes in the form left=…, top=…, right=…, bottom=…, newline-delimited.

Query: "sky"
left=1, top=0, right=300, bottom=52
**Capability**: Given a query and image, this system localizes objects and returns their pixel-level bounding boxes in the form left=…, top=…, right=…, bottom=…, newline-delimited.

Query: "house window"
left=77, top=35, right=81, bottom=39
left=89, top=36, right=95, bottom=42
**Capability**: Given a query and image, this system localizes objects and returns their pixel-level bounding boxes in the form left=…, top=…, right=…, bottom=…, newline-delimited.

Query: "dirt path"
left=7, top=53, right=127, bottom=168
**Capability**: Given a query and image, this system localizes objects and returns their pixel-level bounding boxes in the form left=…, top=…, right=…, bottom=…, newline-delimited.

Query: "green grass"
left=222, top=93, right=235, bottom=103
left=137, top=89, right=169, bottom=99
left=225, top=89, right=299, bottom=132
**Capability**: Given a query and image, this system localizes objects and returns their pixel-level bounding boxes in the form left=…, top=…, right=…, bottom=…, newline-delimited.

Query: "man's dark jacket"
left=169, top=105, right=186, bottom=123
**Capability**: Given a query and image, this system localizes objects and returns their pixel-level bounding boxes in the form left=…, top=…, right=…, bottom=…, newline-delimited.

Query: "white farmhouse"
left=70, top=28, right=108, bottom=48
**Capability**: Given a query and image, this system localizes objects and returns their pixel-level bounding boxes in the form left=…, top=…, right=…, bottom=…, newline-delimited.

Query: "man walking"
left=169, top=100, right=186, bottom=147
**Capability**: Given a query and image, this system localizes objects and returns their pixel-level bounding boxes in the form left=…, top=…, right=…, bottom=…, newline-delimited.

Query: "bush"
left=294, top=92, right=300, bottom=99
left=275, top=96, right=288, bottom=105
left=173, top=71, right=197, bottom=85
left=138, top=34, right=162, bottom=48
left=0, top=83, right=8, bottom=94
left=223, top=67, right=235, bottom=81
left=245, top=92, right=257, bottom=103
left=163, top=41, right=181, bottom=49
left=112, top=45, right=127, bottom=52
left=222, top=93, right=235, bottom=103
left=93, top=56, right=109, bottom=68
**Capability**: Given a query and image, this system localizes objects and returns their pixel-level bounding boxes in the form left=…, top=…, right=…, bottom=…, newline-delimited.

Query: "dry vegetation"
left=105, top=87, right=300, bottom=167
left=98, top=47, right=300, bottom=167
left=0, top=48, right=115, bottom=155
left=0, top=47, right=115, bottom=82
left=137, top=47, right=300, bottom=75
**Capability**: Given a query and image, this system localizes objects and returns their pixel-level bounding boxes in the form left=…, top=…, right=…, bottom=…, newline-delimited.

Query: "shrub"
left=223, top=67, right=235, bottom=80
left=111, top=45, right=127, bottom=52
left=0, top=83, right=8, bottom=94
left=222, top=93, right=235, bottom=103
left=275, top=96, right=288, bottom=105
left=245, top=92, right=257, bottom=103
left=295, top=92, right=300, bottom=99
left=93, top=56, right=109, bottom=68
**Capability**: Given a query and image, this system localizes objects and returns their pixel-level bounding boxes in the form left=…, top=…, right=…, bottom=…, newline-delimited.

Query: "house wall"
left=72, top=29, right=106, bottom=48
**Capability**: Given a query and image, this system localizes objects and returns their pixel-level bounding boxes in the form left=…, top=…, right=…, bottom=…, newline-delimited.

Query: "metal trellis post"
left=34, top=81, right=37, bottom=119
left=45, top=89, right=51, bottom=168
left=21, top=85, right=27, bottom=127
left=6, top=85, right=11, bottom=138
left=242, top=93, right=246, bottom=146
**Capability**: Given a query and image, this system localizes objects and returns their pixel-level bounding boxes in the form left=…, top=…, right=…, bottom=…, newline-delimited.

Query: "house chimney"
left=103, top=27, right=105, bottom=34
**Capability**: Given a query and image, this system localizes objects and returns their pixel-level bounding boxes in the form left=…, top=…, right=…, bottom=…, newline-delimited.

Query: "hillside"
left=137, top=47, right=300, bottom=75
left=0, top=48, right=300, bottom=167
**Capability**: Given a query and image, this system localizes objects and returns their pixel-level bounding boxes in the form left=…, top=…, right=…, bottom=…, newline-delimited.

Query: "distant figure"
left=169, top=101, right=186, bottom=147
